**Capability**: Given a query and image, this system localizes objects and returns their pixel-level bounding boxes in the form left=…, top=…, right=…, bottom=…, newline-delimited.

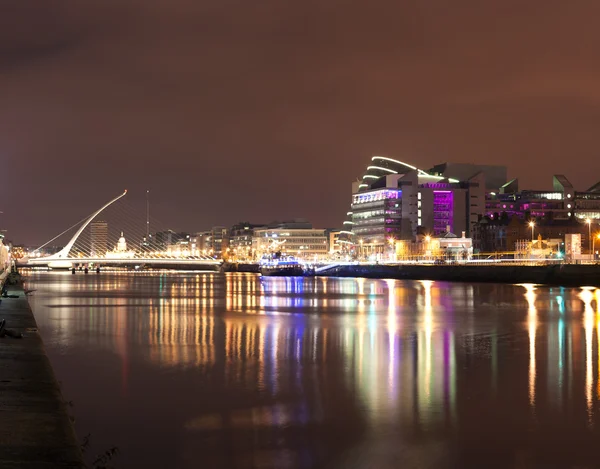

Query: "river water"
left=25, top=271, right=600, bottom=469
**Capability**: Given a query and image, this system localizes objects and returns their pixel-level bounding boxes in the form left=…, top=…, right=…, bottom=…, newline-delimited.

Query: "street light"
left=528, top=221, right=535, bottom=242
left=424, top=235, right=431, bottom=260
left=388, top=237, right=395, bottom=261
left=586, top=218, right=592, bottom=259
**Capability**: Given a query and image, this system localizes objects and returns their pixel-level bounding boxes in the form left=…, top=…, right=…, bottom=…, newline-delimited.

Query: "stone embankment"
left=0, top=271, right=83, bottom=468
left=320, top=263, right=600, bottom=286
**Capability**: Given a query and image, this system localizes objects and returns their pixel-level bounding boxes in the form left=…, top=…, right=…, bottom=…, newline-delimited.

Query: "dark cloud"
left=2, top=0, right=600, bottom=244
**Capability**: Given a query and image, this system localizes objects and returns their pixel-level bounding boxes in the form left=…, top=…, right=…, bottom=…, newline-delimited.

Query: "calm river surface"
left=25, top=271, right=600, bottom=468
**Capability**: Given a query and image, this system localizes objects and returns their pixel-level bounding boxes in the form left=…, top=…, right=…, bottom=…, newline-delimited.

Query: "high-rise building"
left=90, top=221, right=108, bottom=257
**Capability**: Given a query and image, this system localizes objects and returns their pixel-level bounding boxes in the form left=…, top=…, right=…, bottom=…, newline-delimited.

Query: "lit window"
left=418, top=192, right=422, bottom=200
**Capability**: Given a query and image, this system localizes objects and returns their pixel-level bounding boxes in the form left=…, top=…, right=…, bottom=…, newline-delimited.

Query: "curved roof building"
left=342, top=156, right=493, bottom=257
left=355, top=156, right=453, bottom=192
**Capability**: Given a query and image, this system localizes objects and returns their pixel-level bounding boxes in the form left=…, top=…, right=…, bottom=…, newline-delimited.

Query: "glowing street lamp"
left=528, top=221, right=535, bottom=242
left=424, top=235, right=431, bottom=259
left=388, top=237, right=396, bottom=261
left=586, top=218, right=592, bottom=258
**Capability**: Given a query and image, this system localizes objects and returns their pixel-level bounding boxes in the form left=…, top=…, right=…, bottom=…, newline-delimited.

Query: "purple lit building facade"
left=475, top=175, right=600, bottom=253
left=485, top=175, right=600, bottom=222
left=346, top=157, right=494, bottom=254
left=345, top=158, right=600, bottom=255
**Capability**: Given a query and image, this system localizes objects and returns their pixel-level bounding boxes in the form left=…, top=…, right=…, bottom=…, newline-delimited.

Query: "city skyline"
left=3, top=1, right=600, bottom=245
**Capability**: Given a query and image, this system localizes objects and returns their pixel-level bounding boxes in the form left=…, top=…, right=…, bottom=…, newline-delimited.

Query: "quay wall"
left=320, top=263, right=600, bottom=287
left=0, top=273, right=84, bottom=467
left=223, top=262, right=260, bottom=273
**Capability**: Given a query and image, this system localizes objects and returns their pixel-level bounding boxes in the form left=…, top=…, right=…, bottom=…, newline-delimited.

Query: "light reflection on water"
left=25, top=272, right=600, bottom=468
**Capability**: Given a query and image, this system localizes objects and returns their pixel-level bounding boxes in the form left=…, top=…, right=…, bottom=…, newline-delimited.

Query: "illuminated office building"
left=253, top=227, right=328, bottom=260
left=486, top=175, right=600, bottom=221
left=345, top=156, right=496, bottom=254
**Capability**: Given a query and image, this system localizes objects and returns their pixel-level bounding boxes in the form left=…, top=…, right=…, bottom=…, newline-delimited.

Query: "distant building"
left=326, top=229, right=342, bottom=255
left=472, top=216, right=522, bottom=253
left=195, top=231, right=213, bottom=255
left=105, top=232, right=135, bottom=259
left=472, top=215, right=592, bottom=254
left=90, top=221, right=108, bottom=257
left=151, top=230, right=189, bottom=250
left=229, top=222, right=266, bottom=260
left=210, top=226, right=229, bottom=258
left=485, top=175, right=600, bottom=222
left=253, top=228, right=328, bottom=261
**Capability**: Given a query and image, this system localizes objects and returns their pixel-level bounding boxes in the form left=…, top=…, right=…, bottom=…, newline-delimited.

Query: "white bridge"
left=25, top=190, right=222, bottom=270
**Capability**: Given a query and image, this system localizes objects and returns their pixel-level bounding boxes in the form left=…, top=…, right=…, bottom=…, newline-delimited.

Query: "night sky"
left=3, top=1, right=600, bottom=245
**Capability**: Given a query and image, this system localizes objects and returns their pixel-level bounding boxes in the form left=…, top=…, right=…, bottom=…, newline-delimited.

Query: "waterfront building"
left=326, top=229, right=342, bottom=255
left=472, top=215, right=593, bottom=254
left=166, top=237, right=195, bottom=257
left=188, top=234, right=198, bottom=256
left=252, top=227, right=328, bottom=261
left=152, top=230, right=189, bottom=250
left=229, top=222, right=266, bottom=260
left=485, top=175, right=600, bottom=221
left=437, top=230, right=473, bottom=259
left=194, top=231, right=210, bottom=254
left=90, top=221, right=108, bottom=257
left=210, top=226, right=229, bottom=258
left=387, top=229, right=473, bottom=261
left=471, top=216, right=523, bottom=253
left=345, top=156, right=495, bottom=256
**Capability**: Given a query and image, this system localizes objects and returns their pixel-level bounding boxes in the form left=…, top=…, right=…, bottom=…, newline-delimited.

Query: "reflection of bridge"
left=26, top=256, right=222, bottom=269
left=25, top=191, right=222, bottom=270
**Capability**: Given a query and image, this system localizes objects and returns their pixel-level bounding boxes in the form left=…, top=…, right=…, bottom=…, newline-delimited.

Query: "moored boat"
left=259, top=254, right=311, bottom=277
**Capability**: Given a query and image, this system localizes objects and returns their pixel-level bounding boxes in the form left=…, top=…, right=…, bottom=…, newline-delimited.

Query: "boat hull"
left=260, top=265, right=307, bottom=277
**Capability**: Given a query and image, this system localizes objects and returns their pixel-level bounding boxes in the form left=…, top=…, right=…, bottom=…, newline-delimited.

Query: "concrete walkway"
left=0, top=276, right=84, bottom=468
